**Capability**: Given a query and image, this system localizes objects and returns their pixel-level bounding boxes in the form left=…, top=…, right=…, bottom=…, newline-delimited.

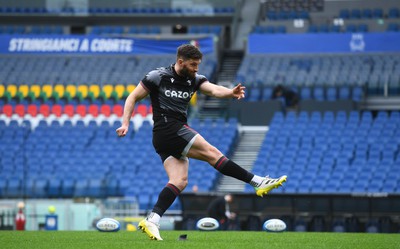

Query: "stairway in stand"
left=216, top=126, right=268, bottom=193
left=196, top=49, right=244, bottom=119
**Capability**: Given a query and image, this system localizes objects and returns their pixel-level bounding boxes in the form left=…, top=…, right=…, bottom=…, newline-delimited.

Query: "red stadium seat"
left=100, top=105, right=111, bottom=117
left=39, top=105, right=50, bottom=117
left=15, top=104, right=26, bottom=117
left=2, top=104, right=13, bottom=117
left=27, top=105, right=38, bottom=117
left=63, top=105, right=75, bottom=117
left=136, top=104, right=147, bottom=117
left=88, top=105, right=99, bottom=117
left=112, top=105, right=123, bottom=117
left=76, top=105, right=87, bottom=117
left=51, top=104, right=63, bottom=117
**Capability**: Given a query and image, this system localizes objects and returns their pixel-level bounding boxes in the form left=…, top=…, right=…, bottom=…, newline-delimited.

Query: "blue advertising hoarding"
left=0, top=35, right=214, bottom=54
left=248, top=32, right=400, bottom=54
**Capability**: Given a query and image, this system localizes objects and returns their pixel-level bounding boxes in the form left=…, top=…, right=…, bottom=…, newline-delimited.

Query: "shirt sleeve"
left=194, top=74, right=208, bottom=91
left=141, top=69, right=161, bottom=93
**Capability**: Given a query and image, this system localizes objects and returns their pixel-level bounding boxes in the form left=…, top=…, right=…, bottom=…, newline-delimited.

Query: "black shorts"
left=152, top=121, right=198, bottom=162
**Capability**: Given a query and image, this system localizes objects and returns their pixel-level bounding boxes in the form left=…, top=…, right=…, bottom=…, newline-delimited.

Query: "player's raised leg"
left=186, top=134, right=287, bottom=196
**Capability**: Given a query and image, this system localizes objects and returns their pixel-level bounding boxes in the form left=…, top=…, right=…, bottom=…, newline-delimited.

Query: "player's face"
left=180, top=58, right=201, bottom=79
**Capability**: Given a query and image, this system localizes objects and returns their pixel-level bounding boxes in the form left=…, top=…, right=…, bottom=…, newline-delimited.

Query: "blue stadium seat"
left=87, top=179, right=104, bottom=198
left=352, top=87, right=363, bottom=101
left=48, top=178, right=62, bottom=197
left=313, top=87, right=325, bottom=101
left=372, top=8, right=383, bottom=18
left=23, top=178, right=36, bottom=197
left=6, top=177, right=22, bottom=198
left=350, top=9, right=361, bottom=19
left=338, top=87, right=350, bottom=99
left=33, top=178, right=48, bottom=198
left=74, top=179, right=89, bottom=197
left=362, top=9, right=372, bottom=19
left=300, top=87, right=312, bottom=100
left=61, top=179, right=75, bottom=198
left=339, top=9, right=350, bottom=19
left=326, top=87, right=337, bottom=101
left=248, top=88, right=261, bottom=101
left=388, top=8, right=399, bottom=18
left=138, top=194, right=151, bottom=210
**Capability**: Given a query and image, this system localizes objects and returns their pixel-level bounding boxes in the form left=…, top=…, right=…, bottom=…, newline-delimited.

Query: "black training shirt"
left=140, top=64, right=208, bottom=127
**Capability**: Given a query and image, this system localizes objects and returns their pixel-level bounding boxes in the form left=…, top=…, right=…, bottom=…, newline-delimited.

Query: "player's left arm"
left=199, top=81, right=245, bottom=99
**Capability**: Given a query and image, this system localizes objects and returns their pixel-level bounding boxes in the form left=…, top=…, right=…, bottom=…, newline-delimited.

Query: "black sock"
left=214, top=156, right=254, bottom=183
left=152, top=183, right=181, bottom=216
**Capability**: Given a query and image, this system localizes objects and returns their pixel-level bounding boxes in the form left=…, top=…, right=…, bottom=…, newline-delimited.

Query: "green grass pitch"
left=1, top=231, right=399, bottom=249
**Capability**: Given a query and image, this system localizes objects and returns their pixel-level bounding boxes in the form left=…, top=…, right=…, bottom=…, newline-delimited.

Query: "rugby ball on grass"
left=96, top=218, right=120, bottom=232
left=196, top=217, right=219, bottom=231
left=263, top=219, right=286, bottom=232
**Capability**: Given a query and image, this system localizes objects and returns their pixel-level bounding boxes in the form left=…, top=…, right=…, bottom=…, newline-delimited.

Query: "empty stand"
left=0, top=54, right=216, bottom=86
left=0, top=115, right=238, bottom=210
left=249, top=111, right=400, bottom=194
left=236, top=53, right=400, bottom=99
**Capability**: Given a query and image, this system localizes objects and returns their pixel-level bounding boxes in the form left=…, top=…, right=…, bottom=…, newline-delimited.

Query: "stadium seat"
left=372, top=8, right=383, bottom=18
left=338, top=87, right=350, bottom=99
left=34, top=179, right=48, bottom=198
left=339, top=9, right=350, bottom=19
left=27, top=104, right=38, bottom=117
left=136, top=104, right=148, bottom=117
left=61, top=179, right=75, bottom=198
left=0, top=84, right=5, bottom=98
left=313, top=87, right=325, bottom=101
left=326, top=87, right=337, bottom=101
left=114, top=84, right=126, bottom=98
left=88, top=104, right=99, bottom=117
left=48, top=178, right=62, bottom=198
left=105, top=178, right=118, bottom=196
left=54, top=84, right=65, bottom=99
left=42, top=85, right=53, bottom=99
left=137, top=194, right=151, bottom=210
left=14, top=104, right=26, bottom=117
left=300, top=87, right=312, bottom=100
left=100, top=105, right=111, bottom=117
left=6, top=177, right=22, bottom=198
left=76, top=105, right=87, bottom=117
left=51, top=104, right=63, bottom=117
left=102, top=85, right=114, bottom=98
left=63, top=104, right=75, bottom=117
left=39, top=105, right=50, bottom=117
left=77, top=85, right=89, bottom=99
left=65, top=85, right=77, bottom=99
left=89, top=85, right=101, bottom=98
left=18, top=85, right=30, bottom=98
left=388, top=8, right=399, bottom=18
left=29, top=85, right=41, bottom=99
left=248, top=88, right=261, bottom=101
left=6, top=85, right=18, bottom=98
left=74, top=179, right=89, bottom=197
left=112, top=105, right=123, bottom=117
left=126, top=85, right=136, bottom=93
left=87, top=179, right=104, bottom=198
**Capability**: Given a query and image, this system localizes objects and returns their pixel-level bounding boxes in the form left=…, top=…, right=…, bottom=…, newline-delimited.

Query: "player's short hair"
left=177, top=44, right=203, bottom=61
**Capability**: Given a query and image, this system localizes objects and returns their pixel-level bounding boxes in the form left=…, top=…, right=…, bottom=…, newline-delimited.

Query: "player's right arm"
left=116, top=82, right=149, bottom=137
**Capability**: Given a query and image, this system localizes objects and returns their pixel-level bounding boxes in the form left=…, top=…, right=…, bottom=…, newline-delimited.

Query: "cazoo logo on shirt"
left=164, top=90, right=194, bottom=99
